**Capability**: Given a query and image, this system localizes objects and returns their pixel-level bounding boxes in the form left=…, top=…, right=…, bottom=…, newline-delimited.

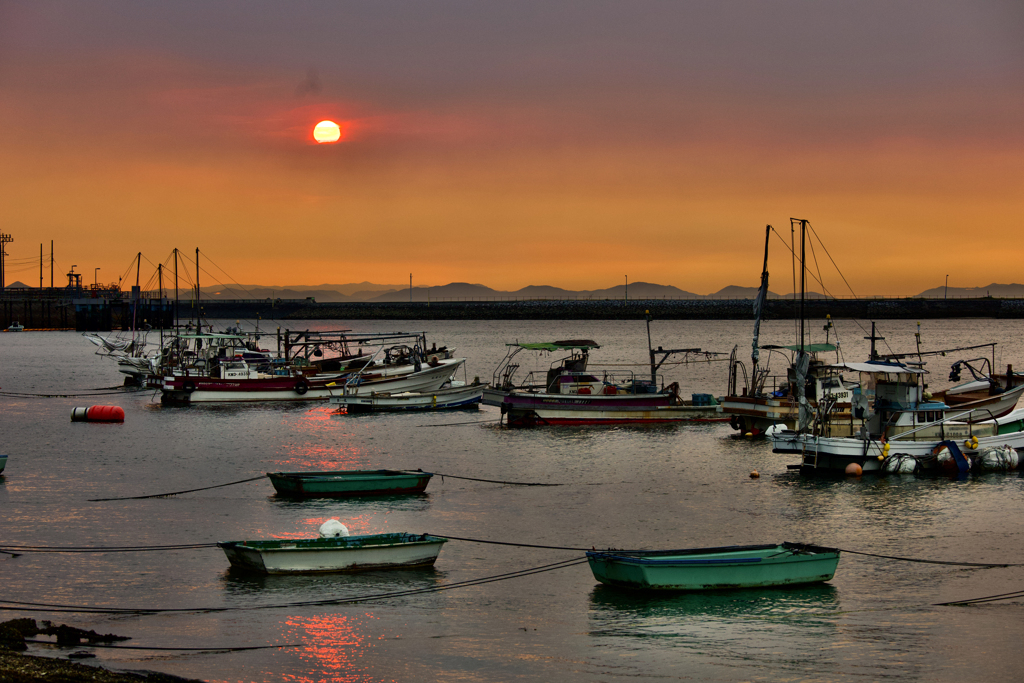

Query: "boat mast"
left=158, top=263, right=163, bottom=347
left=132, top=251, right=141, bottom=339
left=173, top=248, right=179, bottom=332
left=799, top=219, right=805, bottom=354
left=750, top=225, right=771, bottom=393
left=793, top=218, right=811, bottom=433
left=195, top=247, right=200, bottom=330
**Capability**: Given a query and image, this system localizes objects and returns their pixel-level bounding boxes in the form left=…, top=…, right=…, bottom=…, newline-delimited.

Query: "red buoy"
left=71, top=406, right=125, bottom=422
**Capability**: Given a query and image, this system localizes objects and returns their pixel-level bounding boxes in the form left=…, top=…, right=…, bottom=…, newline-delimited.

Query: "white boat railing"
left=884, top=408, right=984, bottom=442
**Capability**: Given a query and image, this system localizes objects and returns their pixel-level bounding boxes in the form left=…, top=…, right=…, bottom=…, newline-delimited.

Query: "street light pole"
left=94, top=267, right=101, bottom=288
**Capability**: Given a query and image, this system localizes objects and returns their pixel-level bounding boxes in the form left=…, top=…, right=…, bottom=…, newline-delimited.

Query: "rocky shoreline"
left=0, top=651, right=204, bottom=683
left=0, top=620, right=203, bottom=683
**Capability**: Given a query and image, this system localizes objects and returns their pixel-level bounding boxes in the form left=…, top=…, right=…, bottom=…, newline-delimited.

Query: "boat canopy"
left=507, top=340, right=600, bottom=351
left=761, top=343, right=837, bottom=353
left=830, top=361, right=926, bottom=375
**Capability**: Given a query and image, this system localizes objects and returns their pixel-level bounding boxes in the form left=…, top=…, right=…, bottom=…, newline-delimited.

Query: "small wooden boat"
left=266, top=469, right=433, bottom=498
left=331, top=382, right=484, bottom=413
left=586, top=542, right=840, bottom=591
left=218, top=532, right=447, bottom=574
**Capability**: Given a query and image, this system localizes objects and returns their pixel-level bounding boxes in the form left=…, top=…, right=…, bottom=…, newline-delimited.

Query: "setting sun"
left=312, top=120, right=341, bottom=143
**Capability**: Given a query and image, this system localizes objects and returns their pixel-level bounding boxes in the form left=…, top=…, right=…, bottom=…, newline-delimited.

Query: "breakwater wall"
left=200, top=297, right=1024, bottom=321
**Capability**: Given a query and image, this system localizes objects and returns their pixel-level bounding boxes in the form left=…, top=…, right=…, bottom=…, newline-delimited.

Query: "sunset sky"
left=1, top=1, right=1021, bottom=295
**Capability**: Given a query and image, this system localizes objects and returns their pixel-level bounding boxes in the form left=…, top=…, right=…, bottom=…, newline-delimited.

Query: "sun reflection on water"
left=282, top=612, right=375, bottom=683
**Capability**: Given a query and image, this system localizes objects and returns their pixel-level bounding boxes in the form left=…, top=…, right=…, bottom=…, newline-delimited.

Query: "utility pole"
left=50, top=240, right=54, bottom=288
left=625, top=275, right=628, bottom=301
left=409, top=273, right=413, bottom=302
left=0, top=233, right=13, bottom=289
left=40, top=244, right=43, bottom=290
left=944, top=274, right=949, bottom=299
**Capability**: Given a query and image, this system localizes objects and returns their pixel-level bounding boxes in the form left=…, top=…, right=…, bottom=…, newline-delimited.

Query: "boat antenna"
left=865, top=322, right=884, bottom=361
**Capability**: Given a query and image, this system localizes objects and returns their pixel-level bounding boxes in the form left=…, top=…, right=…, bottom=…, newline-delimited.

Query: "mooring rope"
left=23, top=639, right=303, bottom=652
left=835, top=547, right=1024, bottom=568
left=0, top=389, right=151, bottom=398
left=86, top=469, right=561, bottom=501
left=426, top=472, right=562, bottom=487
left=420, top=418, right=502, bottom=427
left=432, top=534, right=592, bottom=551
left=88, top=475, right=268, bottom=501
left=0, top=543, right=217, bottom=554
left=0, top=557, right=589, bottom=615
left=934, top=589, right=1024, bottom=606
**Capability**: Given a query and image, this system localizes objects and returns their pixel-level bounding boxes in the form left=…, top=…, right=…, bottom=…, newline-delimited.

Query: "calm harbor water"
left=1, top=318, right=1023, bottom=682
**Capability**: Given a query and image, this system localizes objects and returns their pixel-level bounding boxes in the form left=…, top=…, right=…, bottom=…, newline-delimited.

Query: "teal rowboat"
left=219, top=532, right=447, bottom=574
left=586, top=542, right=840, bottom=591
left=266, top=469, right=433, bottom=498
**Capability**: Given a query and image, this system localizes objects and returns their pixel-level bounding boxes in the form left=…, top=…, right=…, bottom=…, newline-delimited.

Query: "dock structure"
left=3, top=293, right=1023, bottom=329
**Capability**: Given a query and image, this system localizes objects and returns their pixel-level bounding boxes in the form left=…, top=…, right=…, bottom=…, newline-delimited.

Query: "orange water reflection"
left=282, top=612, right=376, bottom=683
left=279, top=406, right=366, bottom=469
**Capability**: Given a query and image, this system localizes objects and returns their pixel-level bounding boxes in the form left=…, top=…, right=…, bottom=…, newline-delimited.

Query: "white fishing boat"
left=484, top=324, right=725, bottom=426
left=160, top=331, right=464, bottom=403
left=331, top=381, right=484, bottom=413
left=218, top=532, right=447, bottom=574
left=5, top=322, right=24, bottom=332
left=771, top=357, right=1024, bottom=474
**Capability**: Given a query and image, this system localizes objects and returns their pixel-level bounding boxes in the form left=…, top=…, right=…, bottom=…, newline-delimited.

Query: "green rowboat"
left=266, top=469, right=433, bottom=498
left=586, top=542, right=840, bottom=591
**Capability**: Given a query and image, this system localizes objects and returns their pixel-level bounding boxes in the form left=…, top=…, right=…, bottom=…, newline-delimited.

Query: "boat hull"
left=773, top=409, right=1024, bottom=474
left=334, top=383, right=483, bottom=413
left=267, top=470, right=433, bottom=497
left=497, top=391, right=726, bottom=426
left=0, top=454, right=7, bottom=474
left=218, top=533, right=447, bottom=574
left=163, top=359, right=465, bottom=403
left=586, top=543, right=839, bottom=591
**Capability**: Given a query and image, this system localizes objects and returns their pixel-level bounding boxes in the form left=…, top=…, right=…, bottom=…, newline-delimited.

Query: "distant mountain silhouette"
left=369, top=281, right=703, bottom=302
left=197, top=283, right=403, bottom=302
left=914, top=283, right=1024, bottom=298
left=189, top=281, right=1024, bottom=302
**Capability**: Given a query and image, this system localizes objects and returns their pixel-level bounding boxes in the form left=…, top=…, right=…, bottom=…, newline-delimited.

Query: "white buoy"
left=318, top=519, right=350, bottom=538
